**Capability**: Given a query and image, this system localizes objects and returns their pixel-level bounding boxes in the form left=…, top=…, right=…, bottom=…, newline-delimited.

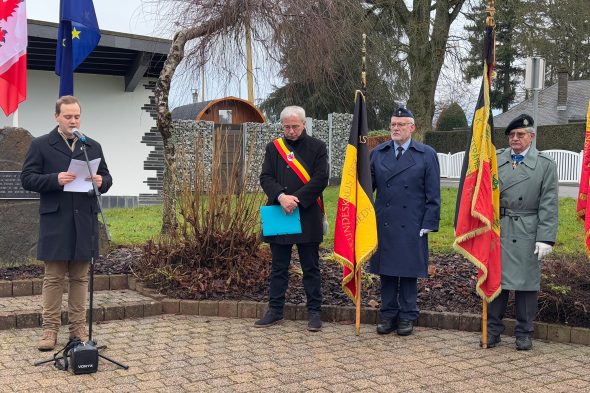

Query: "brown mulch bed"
left=0, top=247, right=139, bottom=280
left=2, top=247, right=589, bottom=329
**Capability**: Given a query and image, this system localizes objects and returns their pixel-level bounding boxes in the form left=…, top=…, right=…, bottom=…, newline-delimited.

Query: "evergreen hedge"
left=436, top=102, right=468, bottom=131
left=424, top=123, right=585, bottom=153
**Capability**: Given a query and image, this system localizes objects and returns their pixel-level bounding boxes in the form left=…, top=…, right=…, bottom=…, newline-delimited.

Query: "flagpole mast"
left=354, top=33, right=367, bottom=337
left=481, top=0, right=496, bottom=350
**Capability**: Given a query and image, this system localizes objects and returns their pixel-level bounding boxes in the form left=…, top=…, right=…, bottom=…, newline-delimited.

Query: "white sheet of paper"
left=63, top=158, right=101, bottom=193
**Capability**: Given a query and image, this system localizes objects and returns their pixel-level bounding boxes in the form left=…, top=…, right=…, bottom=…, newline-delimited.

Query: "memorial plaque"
left=0, top=127, right=39, bottom=265
left=0, top=171, right=39, bottom=199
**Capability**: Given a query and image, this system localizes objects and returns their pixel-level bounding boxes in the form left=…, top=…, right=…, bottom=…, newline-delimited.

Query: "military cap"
left=392, top=106, right=414, bottom=119
left=505, top=113, right=534, bottom=135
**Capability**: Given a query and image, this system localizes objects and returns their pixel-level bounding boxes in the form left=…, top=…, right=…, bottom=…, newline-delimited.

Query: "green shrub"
left=425, top=122, right=585, bottom=153
left=436, top=102, right=468, bottom=131
left=369, top=129, right=389, bottom=137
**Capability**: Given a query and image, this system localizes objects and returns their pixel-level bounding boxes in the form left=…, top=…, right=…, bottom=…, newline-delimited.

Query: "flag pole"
left=355, top=33, right=367, bottom=336
left=481, top=0, right=496, bottom=350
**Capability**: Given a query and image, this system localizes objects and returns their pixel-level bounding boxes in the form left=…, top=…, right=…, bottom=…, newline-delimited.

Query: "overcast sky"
left=26, top=1, right=276, bottom=108
left=27, top=0, right=168, bottom=37
left=25, top=1, right=487, bottom=122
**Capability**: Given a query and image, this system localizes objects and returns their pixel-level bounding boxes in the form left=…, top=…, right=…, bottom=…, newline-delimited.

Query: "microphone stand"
left=35, top=141, right=128, bottom=371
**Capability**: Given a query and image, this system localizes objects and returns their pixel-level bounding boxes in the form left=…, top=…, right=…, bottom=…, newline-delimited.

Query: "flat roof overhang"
left=27, top=19, right=171, bottom=92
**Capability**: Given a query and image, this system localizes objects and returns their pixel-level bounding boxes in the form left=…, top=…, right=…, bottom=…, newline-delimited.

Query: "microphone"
left=73, top=129, right=88, bottom=144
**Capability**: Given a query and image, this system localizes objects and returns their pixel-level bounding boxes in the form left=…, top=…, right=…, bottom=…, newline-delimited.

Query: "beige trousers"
left=42, top=261, right=90, bottom=332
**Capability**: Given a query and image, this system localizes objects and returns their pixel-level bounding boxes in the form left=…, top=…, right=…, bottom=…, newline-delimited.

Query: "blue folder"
left=260, top=205, right=302, bottom=236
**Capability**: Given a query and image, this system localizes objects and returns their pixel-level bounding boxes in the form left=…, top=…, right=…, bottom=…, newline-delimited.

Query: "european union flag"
left=55, top=0, right=101, bottom=97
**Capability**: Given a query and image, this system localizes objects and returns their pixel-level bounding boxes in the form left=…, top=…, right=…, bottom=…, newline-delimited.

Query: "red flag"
left=0, top=0, right=27, bottom=116
left=334, top=91, right=377, bottom=302
left=576, top=100, right=590, bottom=256
left=453, top=26, right=502, bottom=302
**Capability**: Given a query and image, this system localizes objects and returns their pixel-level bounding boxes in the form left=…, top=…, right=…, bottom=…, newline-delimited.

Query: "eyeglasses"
left=390, top=122, right=414, bottom=128
left=508, top=131, right=530, bottom=139
left=282, top=124, right=302, bottom=131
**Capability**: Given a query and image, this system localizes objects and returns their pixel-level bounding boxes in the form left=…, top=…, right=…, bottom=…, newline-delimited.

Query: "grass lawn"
left=105, top=186, right=583, bottom=256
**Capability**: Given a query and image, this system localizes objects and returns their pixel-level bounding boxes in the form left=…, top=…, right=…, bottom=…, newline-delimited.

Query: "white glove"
left=419, top=229, right=432, bottom=237
left=534, top=242, right=553, bottom=261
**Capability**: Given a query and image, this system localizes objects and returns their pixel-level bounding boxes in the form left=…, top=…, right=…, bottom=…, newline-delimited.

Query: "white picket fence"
left=438, top=150, right=584, bottom=184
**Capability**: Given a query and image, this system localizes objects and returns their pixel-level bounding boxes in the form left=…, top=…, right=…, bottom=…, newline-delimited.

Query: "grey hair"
left=280, top=106, right=306, bottom=122
left=525, top=126, right=535, bottom=134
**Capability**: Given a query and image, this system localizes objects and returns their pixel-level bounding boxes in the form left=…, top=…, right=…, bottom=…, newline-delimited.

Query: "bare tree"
left=366, top=0, right=467, bottom=137
left=152, top=0, right=283, bottom=233
left=152, top=0, right=468, bottom=232
left=152, top=0, right=374, bottom=232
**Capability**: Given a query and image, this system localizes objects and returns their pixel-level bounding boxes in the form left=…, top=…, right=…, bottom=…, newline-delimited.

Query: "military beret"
left=505, top=113, right=534, bottom=135
left=392, top=106, right=414, bottom=119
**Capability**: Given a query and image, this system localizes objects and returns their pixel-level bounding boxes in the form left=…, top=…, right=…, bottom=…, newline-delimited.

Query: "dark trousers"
left=380, top=275, right=419, bottom=321
left=268, top=243, right=322, bottom=314
left=488, top=289, right=538, bottom=338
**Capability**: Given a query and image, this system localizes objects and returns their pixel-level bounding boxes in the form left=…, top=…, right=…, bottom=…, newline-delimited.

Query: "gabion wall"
left=171, top=112, right=353, bottom=192
left=171, top=120, right=215, bottom=185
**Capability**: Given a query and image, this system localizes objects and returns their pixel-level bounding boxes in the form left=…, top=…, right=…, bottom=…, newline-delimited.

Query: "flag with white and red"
left=0, top=0, right=27, bottom=116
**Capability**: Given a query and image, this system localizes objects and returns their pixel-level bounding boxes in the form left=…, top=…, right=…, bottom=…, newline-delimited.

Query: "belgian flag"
left=334, top=90, right=377, bottom=302
left=453, top=25, right=502, bottom=302
left=576, top=100, right=590, bottom=256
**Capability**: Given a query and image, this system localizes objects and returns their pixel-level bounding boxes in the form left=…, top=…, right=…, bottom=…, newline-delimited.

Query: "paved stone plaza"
left=1, top=315, right=589, bottom=392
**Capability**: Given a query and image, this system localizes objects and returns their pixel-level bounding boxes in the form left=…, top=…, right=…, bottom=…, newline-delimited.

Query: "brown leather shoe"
left=69, top=326, right=89, bottom=342
left=37, top=330, right=58, bottom=351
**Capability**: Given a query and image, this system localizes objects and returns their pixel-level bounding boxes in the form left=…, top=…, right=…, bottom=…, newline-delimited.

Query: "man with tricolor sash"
left=256, top=105, right=329, bottom=331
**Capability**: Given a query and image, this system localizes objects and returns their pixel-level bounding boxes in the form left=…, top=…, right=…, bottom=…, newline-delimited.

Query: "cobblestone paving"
left=1, top=315, right=589, bottom=392
left=0, top=290, right=154, bottom=314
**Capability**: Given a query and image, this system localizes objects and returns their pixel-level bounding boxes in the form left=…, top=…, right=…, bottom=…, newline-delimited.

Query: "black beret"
left=505, top=114, right=534, bottom=135
left=391, top=106, right=414, bottom=119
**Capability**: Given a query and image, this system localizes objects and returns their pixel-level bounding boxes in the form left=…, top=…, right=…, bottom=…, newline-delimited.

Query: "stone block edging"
left=0, top=274, right=130, bottom=297
left=132, top=280, right=590, bottom=347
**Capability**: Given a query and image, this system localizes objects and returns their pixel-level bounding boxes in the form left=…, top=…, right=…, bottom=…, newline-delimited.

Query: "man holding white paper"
left=21, top=96, right=112, bottom=351
left=257, top=105, right=329, bottom=332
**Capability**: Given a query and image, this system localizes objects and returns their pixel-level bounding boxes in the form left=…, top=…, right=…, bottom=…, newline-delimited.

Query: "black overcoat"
left=21, top=127, right=112, bottom=262
left=260, top=131, right=329, bottom=244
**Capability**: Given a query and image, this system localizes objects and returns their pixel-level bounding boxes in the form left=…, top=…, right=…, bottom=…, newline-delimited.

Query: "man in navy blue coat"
left=370, top=107, right=440, bottom=336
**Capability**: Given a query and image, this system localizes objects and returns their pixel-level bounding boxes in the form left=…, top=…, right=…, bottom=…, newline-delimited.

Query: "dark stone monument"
left=0, top=127, right=39, bottom=266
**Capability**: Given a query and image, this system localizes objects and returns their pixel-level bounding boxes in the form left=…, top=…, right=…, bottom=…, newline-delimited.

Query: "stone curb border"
left=132, top=280, right=590, bottom=347
left=0, top=274, right=130, bottom=297
left=1, top=275, right=588, bottom=346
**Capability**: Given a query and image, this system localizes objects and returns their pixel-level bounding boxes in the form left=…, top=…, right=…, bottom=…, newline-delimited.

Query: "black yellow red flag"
left=453, top=26, right=502, bottom=302
left=334, top=90, right=378, bottom=302
left=576, top=100, right=590, bottom=256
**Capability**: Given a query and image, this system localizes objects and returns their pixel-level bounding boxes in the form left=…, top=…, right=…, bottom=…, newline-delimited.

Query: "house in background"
left=0, top=20, right=170, bottom=207
left=494, top=71, right=590, bottom=127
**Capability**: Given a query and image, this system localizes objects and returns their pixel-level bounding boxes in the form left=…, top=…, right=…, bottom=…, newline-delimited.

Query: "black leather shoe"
left=376, top=319, right=397, bottom=335
left=307, top=312, right=322, bottom=332
left=515, top=336, right=533, bottom=351
left=480, top=334, right=501, bottom=348
left=254, top=310, right=283, bottom=328
left=397, top=319, right=414, bottom=336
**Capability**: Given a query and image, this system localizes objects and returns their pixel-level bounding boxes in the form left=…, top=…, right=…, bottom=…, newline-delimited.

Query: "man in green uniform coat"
left=485, top=114, right=558, bottom=350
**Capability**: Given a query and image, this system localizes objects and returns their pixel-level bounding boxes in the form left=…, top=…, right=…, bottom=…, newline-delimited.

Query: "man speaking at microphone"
left=21, top=95, right=112, bottom=351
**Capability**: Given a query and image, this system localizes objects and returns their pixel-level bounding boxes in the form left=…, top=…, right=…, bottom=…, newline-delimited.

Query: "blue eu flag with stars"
left=55, top=0, right=101, bottom=97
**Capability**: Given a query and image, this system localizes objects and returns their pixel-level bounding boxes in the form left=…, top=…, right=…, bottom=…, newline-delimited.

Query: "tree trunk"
left=155, top=31, right=187, bottom=234
left=390, top=0, right=465, bottom=140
